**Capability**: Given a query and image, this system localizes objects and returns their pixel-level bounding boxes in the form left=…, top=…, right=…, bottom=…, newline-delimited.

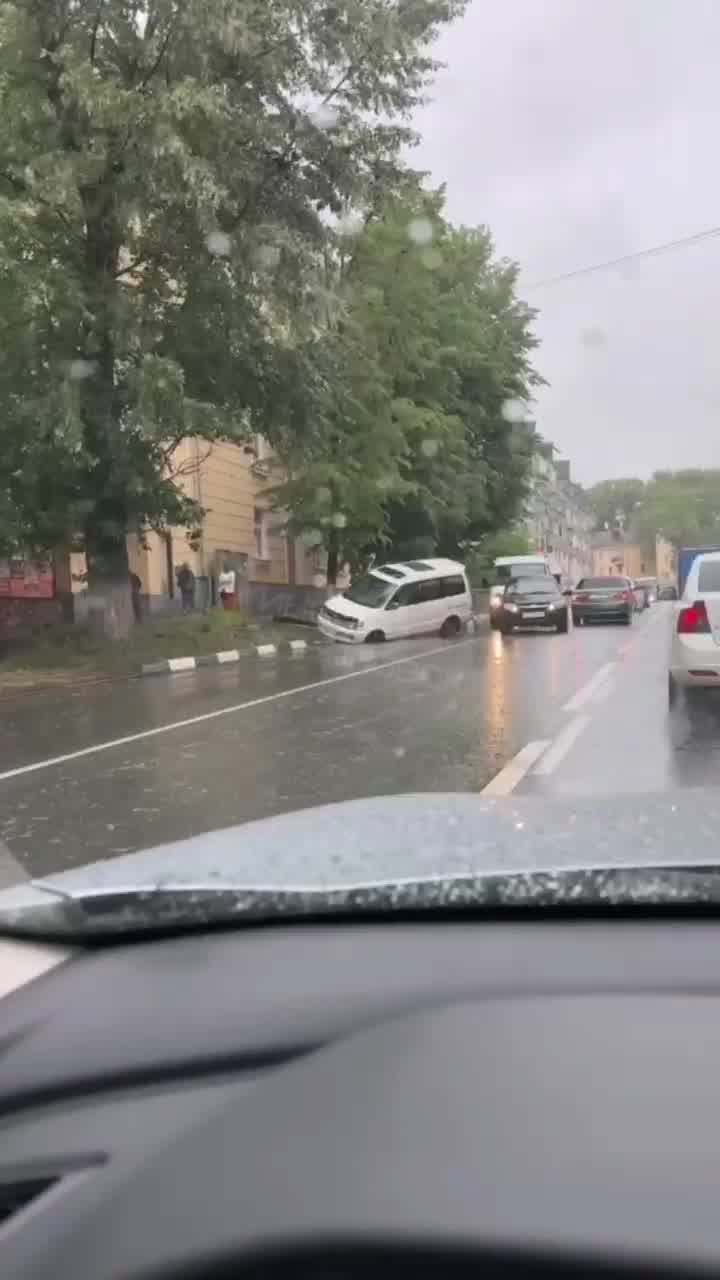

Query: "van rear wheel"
left=440, top=616, right=461, bottom=638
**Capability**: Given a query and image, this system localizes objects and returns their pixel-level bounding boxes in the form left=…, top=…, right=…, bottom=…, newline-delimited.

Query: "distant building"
left=590, top=532, right=653, bottom=579
left=655, top=535, right=676, bottom=586
left=521, top=443, right=593, bottom=582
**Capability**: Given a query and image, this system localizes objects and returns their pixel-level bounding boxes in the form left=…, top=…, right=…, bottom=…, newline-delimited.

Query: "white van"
left=489, top=554, right=554, bottom=629
left=318, top=558, right=473, bottom=644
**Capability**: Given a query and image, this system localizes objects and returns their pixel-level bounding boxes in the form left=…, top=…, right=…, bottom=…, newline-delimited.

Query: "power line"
left=524, top=223, right=720, bottom=290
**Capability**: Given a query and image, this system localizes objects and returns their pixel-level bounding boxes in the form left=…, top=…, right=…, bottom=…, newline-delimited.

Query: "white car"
left=318, top=558, right=473, bottom=644
left=668, top=550, right=720, bottom=704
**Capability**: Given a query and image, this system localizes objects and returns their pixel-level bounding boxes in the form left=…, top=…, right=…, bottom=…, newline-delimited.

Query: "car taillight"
left=677, top=600, right=711, bottom=634
left=574, top=592, right=589, bottom=602
left=610, top=589, right=632, bottom=602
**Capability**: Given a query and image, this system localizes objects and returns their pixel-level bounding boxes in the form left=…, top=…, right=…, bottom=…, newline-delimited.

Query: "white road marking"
left=0, top=838, right=28, bottom=887
left=168, top=656, right=196, bottom=672
left=562, top=662, right=615, bottom=712
left=289, top=639, right=307, bottom=653
left=590, top=677, right=615, bottom=705
left=533, top=714, right=590, bottom=775
left=481, top=740, right=552, bottom=796
left=0, top=638, right=478, bottom=784
left=217, top=649, right=240, bottom=663
left=256, top=644, right=277, bottom=657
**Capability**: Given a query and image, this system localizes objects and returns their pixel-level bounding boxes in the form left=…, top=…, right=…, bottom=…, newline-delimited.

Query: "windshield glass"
left=0, top=1, right=717, bottom=938
left=508, top=578, right=560, bottom=595
left=495, top=563, right=547, bottom=582
left=342, top=575, right=396, bottom=608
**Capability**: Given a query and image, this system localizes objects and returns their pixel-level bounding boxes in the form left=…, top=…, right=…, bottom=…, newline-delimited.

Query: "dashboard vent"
left=0, top=1176, right=58, bottom=1226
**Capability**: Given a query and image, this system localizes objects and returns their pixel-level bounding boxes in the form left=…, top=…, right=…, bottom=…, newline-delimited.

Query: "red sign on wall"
left=0, top=559, right=54, bottom=599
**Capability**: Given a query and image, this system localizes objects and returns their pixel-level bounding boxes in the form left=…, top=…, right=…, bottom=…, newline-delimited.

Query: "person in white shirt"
left=217, top=562, right=236, bottom=610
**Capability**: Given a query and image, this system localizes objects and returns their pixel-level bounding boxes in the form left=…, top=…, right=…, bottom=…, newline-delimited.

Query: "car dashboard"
left=2, top=915, right=720, bottom=1279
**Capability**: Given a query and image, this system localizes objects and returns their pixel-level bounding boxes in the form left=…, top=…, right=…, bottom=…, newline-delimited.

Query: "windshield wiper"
left=3, top=865, right=720, bottom=940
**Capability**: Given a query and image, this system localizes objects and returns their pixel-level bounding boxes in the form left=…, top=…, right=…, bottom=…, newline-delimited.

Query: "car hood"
left=0, top=790, right=717, bottom=914
left=322, top=593, right=371, bottom=620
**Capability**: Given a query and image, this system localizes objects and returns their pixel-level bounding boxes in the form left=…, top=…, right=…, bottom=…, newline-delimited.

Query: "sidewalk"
left=0, top=610, right=320, bottom=698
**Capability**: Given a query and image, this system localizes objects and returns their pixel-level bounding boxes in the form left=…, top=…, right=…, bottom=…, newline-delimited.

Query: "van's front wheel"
left=365, top=629, right=386, bottom=644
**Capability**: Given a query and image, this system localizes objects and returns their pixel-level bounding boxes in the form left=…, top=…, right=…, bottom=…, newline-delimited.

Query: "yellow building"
left=655, top=535, right=676, bottom=586
left=590, top=534, right=654, bottom=579
left=71, top=436, right=327, bottom=617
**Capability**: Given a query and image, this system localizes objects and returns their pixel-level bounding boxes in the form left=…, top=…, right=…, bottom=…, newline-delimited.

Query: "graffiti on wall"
left=0, top=559, right=55, bottom=599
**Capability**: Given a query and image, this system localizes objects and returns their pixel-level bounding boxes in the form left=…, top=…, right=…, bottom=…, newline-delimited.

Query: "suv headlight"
left=504, top=601, right=519, bottom=613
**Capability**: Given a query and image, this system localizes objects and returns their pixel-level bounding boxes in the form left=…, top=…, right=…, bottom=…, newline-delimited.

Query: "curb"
left=140, top=617, right=489, bottom=677
left=141, top=636, right=313, bottom=677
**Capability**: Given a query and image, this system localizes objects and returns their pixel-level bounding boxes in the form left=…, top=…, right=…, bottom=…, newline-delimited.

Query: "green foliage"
left=585, top=478, right=645, bottom=533
left=0, top=0, right=466, bottom=574
left=465, top=530, right=532, bottom=586
left=271, top=192, right=542, bottom=578
left=634, top=470, right=720, bottom=551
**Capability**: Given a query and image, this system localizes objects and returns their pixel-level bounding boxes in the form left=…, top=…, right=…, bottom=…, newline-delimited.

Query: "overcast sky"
left=412, top=0, right=720, bottom=486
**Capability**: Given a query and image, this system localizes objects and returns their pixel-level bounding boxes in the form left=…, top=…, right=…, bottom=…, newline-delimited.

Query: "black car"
left=497, top=575, right=569, bottom=634
left=571, top=576, right=634, bottom=626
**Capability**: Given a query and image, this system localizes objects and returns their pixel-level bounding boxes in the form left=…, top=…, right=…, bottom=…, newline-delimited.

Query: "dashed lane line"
left=533, top=714, right=591, bottom=776
left=562, top=662, right=615, bottom=713
left=481, top=740, right=552, bottom=796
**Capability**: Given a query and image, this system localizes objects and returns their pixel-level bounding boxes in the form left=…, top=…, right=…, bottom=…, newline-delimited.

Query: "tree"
left=0, top=0, right=466, bottom=629
left=585, top=478, right=645, bottom=534
left=465, top=530, right=532, bottom=586
left=271, top=192, right=542, bottom=581
left=634, top=470, right=720, bottom=550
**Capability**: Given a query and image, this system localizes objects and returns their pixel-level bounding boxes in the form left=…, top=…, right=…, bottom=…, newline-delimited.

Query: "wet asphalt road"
left=0, top=604, right=714, bottom=881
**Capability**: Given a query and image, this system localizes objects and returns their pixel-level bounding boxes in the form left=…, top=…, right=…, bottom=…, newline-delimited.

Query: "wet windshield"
left=343, top=575, right=396, bottom=608
left=1, top=1, right=720, bottom=935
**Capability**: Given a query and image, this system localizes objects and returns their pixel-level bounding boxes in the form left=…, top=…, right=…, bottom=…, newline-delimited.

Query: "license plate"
left=523, top=610, right=544, bottom=618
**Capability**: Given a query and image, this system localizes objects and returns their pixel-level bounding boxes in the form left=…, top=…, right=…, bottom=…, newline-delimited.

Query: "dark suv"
left=496, top=575, right=569, bottom=634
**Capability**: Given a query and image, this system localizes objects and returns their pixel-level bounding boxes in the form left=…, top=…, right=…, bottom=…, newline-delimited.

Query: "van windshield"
left=496, top=563, right=547, bottom=583
left=343, top=574, right=396, bottom=608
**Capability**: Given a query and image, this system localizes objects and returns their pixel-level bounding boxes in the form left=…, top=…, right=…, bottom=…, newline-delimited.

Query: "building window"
left=254, top=508, right=269, bottom=560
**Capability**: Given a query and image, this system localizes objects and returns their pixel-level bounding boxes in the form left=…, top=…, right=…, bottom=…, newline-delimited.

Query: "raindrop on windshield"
left=408, top=217, right=433, bottom=246
left=206, top=230, right=232, bottom=257
left=315, top=486, right=332, bottom=505
left=580, top=326, right=607, bottom=349
left=421, top=438, right=439, bottom=458
left=331, top=512, right=347, bottom=529
left=501, top=397, right=532, bottom=424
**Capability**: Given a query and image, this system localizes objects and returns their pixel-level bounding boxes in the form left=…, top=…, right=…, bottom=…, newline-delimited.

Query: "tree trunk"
left=79, top=179, right=132, bottom=637
left=326, top=528, right=340, bottom=588
left=84, top=539, right=133, bottom=640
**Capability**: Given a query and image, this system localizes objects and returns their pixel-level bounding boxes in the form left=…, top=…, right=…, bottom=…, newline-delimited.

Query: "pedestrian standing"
left=217, top=562, right=237, bottom=610
left=176, top=562, right=196, bottom=614
left=130, top=570, right=143, bottom=624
